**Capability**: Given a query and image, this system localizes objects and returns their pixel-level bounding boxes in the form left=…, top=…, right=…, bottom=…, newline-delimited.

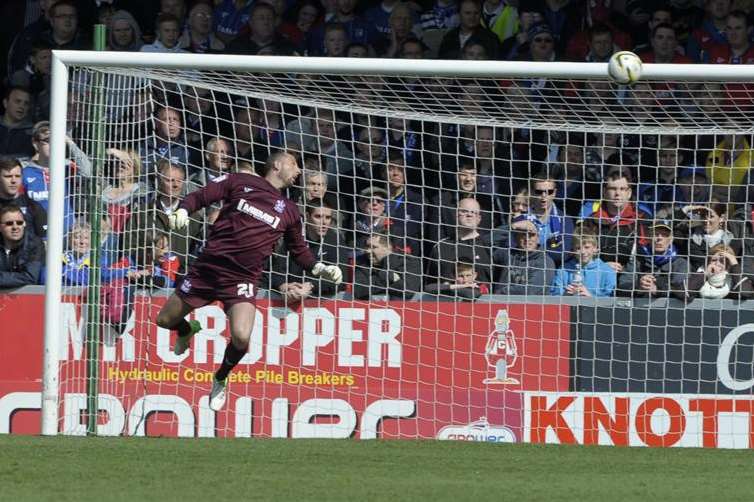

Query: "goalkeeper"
left=155, top=151, right=343, bottom=411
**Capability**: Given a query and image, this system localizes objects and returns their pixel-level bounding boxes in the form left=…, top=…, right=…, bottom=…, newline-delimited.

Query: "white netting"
left=50, top=62, right=754, bottom=445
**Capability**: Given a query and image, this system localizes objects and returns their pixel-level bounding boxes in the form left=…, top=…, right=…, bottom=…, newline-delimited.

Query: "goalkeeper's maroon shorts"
left=175, top=269, right=256, bottom=312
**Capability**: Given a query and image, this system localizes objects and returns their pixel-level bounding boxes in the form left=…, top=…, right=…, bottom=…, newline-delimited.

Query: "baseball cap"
left=528, top=22, right=553, bottom=41
left=359, top=186, right=388, bottom=199
left=651, top=219, right=673, bottom=232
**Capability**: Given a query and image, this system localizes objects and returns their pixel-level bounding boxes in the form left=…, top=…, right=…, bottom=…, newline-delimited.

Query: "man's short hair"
left=728, top=10, right=749, bottom=26
left=249, top=2, right=276, bottom=19
left=324, top=22, right=347, bottom=36
left=604, top=165, right=634, bottom=185
left=257, top=150, right=290, bottom=177
left=589, top=22, right=613, bottom=40
left=0, top=158, right=21, bottom=173
left=572, top=232, right=599, bottom=250
left=456, top=261, right=475, bottom=274
left=4, top=86, right=31, bottom=101
left=651, top=22, right=675, bottom=39
left=156, top=158, right=185, bottom=177
left=155, top=12, right=180, bottom=28
left=50, top=0, right=78, bottom=17
left=236, top=161, right=255, bottom=174
left=0, top=203, right=23, bottom=220
left=305, top=198, right=334, bottom=215
left=303, top=168, right=327, bottom=184
left=399, top=38, right=426, bottom=57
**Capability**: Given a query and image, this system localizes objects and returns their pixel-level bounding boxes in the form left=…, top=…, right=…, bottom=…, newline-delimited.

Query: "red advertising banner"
left=0, top=294, right=570, bottom=439
left=524, top=392, right=754, bottom=448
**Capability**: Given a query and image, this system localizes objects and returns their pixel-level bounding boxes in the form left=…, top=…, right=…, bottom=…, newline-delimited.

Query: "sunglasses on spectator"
left=2, top=220, right=25, bottom=227
left=533, top=188, right=556, bottom=195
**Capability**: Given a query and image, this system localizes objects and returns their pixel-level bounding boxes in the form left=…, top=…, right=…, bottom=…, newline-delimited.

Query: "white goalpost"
left=41, top=50, right=754, bottom=445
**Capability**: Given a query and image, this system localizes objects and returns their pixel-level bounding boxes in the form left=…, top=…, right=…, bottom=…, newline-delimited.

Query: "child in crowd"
left=551, top=232, right=616, bottom=297
left=425, top=261, right=488, bottom=300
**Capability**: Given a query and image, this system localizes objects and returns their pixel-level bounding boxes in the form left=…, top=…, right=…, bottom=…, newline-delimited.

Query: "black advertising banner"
left=573, top=303, right=754, bottom=395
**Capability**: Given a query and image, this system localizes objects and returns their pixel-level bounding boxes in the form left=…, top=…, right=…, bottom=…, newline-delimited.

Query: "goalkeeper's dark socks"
left=215, top=342, right=248, bottom=381
left=175, top=319, right=193, bottom=338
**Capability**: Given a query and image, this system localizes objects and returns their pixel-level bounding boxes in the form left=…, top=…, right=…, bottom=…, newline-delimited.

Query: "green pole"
left=86, top=24, right=107, bottom=436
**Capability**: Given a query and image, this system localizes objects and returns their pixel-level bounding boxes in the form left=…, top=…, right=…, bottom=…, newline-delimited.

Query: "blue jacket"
left=551, top=258, right=616, bottom=297
left=62, top=251, right=131, bottom=286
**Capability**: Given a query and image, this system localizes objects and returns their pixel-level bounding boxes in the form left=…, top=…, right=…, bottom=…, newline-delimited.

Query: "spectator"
left=0, top=158, right=46, bottom=238
left=495, top=214, right=555, bottom=296
left=375, top=2, right=418, bottom=58
left=618, top=219, right=689, bottom=297
left=515, top=22, right=556, bottom=61
left=420, top=0, right=459, bottom=32
left=353, top=126, right=387, bottom=189
left=108, top=10, right=143, bottom=51
left=687, top=0, right=730, bottom=62
left=351, top=186, right=407, bottom=251
left=102, top=148, right=149, bottom=234
left=631, top=5, right=673, bottom=53
left=183, top=86, right=219, bottom=158
left=424, top=260, right=487, bottom=300
left=0, top=204, right=43, bottom=287
left=583, top=23, right=619, bottom=62
left=683, top=199, right=740, bottom=271
left=141, top=105, right=190, bottom=183
left=160, top=0, right=187, bottom=22
left=226, top=3, right=297, bottom=55
left=500, top=6, right=543, bottom=60
left=141, top=231, right=180, bottom=289
left=438, top=0, right=500, bottom=59
left=270, top=199, right=347, bottom=300
left=708, top=11, right=753, bottom=64
left=384, top=157, right=422, bottom=255
left=303, top=109, right=355, bottom=200
left=21, top=121, right=77, bottom=231
left=551, top=231, right=616, bottom=297
left=123, top=160, right=202, bottom=269
left=213, top=0, right=255, bottom=44
left=705, top=133, right=754, bottom=203
left=482, top=0, right=518, bottom=43
left=686, top=243, right=753, bottom=299
left=637, top=138, right=691, bottom=218
left=527, top=174, right=574, bottom=267
left=140, top=13, right=187, bottom=53
left=279, top=0, right=322, bottom=53
left=426, top=161, right=495, bottom=243
left=10, top=0, right=89, bottom=77
left=179, top=2, right=225, bottom=53
left=345, top=42, right=370, bottom=57
left=322, top=22, right=348, bottom=57
left=636, top=23, right=692, bottom=64
left=365, top=0, right=410, bottom=40
left=8, top=40, right=52, bottom=122
left=353, top=233, right=422, bottom=300
left=7, top=0, right=54, bottom=76
left=427, top=197, right=493, bottom=286
left=579, top=168, right=650, bottom=273
left=491, top=185, right=527, bottom=249
left=551, top=143, right=598, bottom=217
left=0, top=87, right=34, bottom=158
left=203, top=137, right=234, bottom=181
left=307, top=0, right=376, bottom=56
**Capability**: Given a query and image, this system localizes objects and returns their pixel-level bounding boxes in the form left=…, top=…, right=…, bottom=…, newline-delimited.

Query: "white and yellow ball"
left=607, top=51, right=643, bottom=85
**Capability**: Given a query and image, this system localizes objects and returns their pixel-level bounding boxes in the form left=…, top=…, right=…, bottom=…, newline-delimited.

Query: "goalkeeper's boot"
left=173, top=320, right=201, bottom=356
left=209, top=377, right=227, bottom=412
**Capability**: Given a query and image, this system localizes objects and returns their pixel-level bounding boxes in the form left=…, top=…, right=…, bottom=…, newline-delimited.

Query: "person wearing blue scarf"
left=617, top=219, right=689, bottom=297
left=528, top=176, right=574, bottom=267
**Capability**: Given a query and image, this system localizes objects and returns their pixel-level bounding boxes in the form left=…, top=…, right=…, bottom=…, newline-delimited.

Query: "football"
left=607, top=51, right=643, bottom=85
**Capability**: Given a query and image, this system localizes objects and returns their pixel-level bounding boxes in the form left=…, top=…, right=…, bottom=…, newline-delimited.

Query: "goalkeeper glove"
left=169, top=208, right=189, bottom=230
left=311, top=262, right=343, bottom=285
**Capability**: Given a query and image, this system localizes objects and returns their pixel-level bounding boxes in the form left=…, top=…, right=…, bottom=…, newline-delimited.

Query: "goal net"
left=43, top=53, right=754, bottom=446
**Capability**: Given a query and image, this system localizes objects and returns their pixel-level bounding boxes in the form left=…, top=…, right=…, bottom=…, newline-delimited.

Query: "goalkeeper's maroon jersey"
left=179, top=172, right=316, bottom=284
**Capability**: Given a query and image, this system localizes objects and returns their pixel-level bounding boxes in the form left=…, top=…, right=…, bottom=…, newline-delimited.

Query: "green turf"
left=1, top=435, right=752, bottom=501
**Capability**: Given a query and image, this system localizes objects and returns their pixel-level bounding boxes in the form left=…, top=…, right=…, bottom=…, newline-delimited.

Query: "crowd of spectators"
left=2, top=0, right=754, bottom=313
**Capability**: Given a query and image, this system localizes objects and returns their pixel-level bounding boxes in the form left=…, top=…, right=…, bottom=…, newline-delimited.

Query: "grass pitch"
left=1, top=436, right=752, bottom=501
